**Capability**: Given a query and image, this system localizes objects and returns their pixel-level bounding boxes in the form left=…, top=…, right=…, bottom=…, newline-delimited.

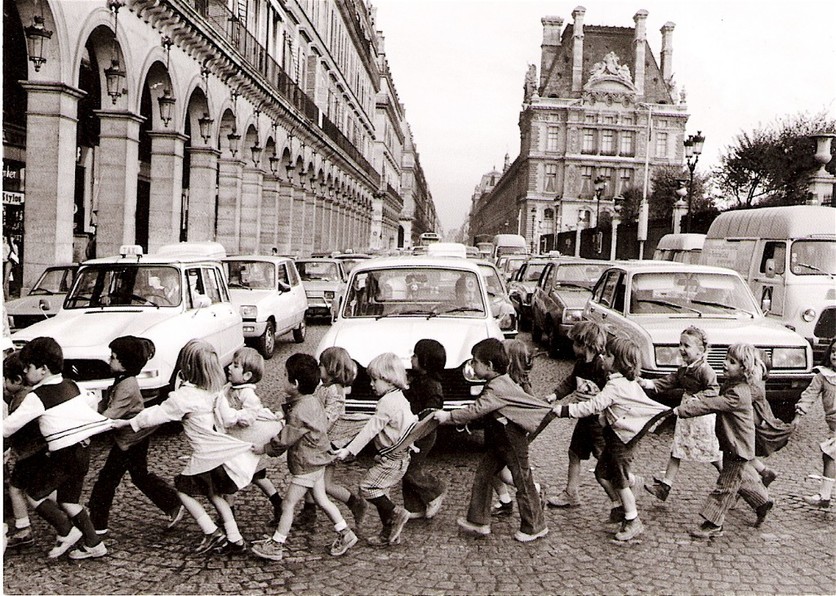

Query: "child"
left=333, top=353, right=418, bottom=546
left=87, top=336, right=183, bottom=535
left=220, top=347, right=284, bottom=527
left=675, top=343, right=773, bottom=538
left=3, top=350, right=46, bottom=549
left=553, top=336, right=668, bottom=541
left=111, top=340, right=260, bottom=554
left=251, top=353, right=357, bottom=561
left=402, top=339, right=447, bottom=520
left=639, top=326, right=722, bottom=501
left=793, top=337, right=836, bottom=509
left=435, top=338, right=550, bottom=543
left=749, top=356, right=792, bottom=486
left=2, top=337, right=112, bottom=559
left=545, top=321, right=611, bottom=509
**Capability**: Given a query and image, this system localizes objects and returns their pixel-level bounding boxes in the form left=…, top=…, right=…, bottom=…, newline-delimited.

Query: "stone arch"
left=140, top=59, right=175, bottom=131
left=218, top=108, right=238, bottom=158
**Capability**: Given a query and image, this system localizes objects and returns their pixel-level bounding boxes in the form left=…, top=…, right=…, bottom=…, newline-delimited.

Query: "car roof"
left=223, top=255, right=294, bottom=264
left=349, top=256, right=485, bottom=273
left=603, top=261, right=742, bottom=275
left=81, top=254, right=223, bottom=266
left=295, top=257, right=341, bottom=263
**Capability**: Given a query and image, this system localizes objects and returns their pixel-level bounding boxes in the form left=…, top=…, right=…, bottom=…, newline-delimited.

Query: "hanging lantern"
left=227, top=130, right=241, bottom=157
left=158, top=88, right=176, bottom=127
left=251, top=143, right=262, bottom=167
left=104, top=59, right=126, bottom=104
left=268, top=153, right=280, bottom=175
left=24, top=14, right=52, bottom=72
left=198, top=113, right=213, bottom=143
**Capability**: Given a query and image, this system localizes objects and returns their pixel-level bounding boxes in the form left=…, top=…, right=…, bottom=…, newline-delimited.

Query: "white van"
left=653, top=233, right=706, bottom=264
left=700, top=206, right=836, bottom=358
left=491, top=234, right=528, bottom=261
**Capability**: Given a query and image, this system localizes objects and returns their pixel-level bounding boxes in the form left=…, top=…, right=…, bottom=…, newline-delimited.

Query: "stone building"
left=468, top=6, right=689, bottom=252
left=2, top=0, right=437, bottom=293
left=400, top=123, right=438, bottom=249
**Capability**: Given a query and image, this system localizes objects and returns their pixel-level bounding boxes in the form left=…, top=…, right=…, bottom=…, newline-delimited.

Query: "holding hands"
left=432, top=410, right=452, bottom=425
left=110, top=418, right=132, bottom=430
left=331, top=447, right=352, bottom=461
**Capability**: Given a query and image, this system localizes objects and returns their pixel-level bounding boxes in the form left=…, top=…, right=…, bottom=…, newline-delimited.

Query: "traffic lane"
left=3, top=328, right=833, bottom=594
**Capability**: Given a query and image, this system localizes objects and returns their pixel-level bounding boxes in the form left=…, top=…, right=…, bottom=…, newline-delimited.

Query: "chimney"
left=660, top=22, right=675, bottom=83
left=571, top=6, right=586, bottom=93
left=633, top=9, right=648, bottom=97
left=540, top=16, right=563, bottom=90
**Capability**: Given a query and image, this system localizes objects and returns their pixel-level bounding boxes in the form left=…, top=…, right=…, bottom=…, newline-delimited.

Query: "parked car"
left=5, top=264, right=78, bottom=330
left=583, top=261, right=813, bottom=418
left=530, top=259, right=611, bottom=356
left=11, top=244, right=243, bottom=403
left=475, top=260, right=518, bottom=338
left=333, top=252, right=373, bottom=275
left=315, top=256, right=505, bottom=414
left=496, top=254, right=528, bottom=283
left=294, top=258, right=347, bottom=320
left=223, top=255, right=307, bottom=359
left=507, top=258, right=550, bottom=330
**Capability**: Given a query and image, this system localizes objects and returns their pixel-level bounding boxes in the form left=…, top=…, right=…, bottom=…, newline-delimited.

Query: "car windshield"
left=64, top=265, right=182, bottom=308
left=30, top=267, right=75, bottom=295
left=341, top=267, right=486, bottom=318
left=226, top=261, right=275, bottom=289
left=478, top=265, right=506, bottom=296
left=555, top=263, right=608, bottom=288
left=522, top=263, right=546, bottom=282
left=506, top=259, right=526, bottom=276
left=296, top=261, right=340, bottom=282
left=629, top=272, right=758, bottom=316
left=789, top=240, right=836, bottom=276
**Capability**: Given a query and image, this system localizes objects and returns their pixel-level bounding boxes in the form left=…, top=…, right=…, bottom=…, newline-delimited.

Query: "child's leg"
left=178, top=491, right=218, bottom=534
left=617, top=487, right=638, bottom=520
left=31, top=495, right=74, bottom=536
left=501, top=424, right=545, bottom=535
left=661, top=455, right=681, bottom=485
left=254, top=476, right=279, bottom=498
left=699, top=457, right=745, bottom=528
left=815, top=454, right=835, bottom=501
left=208, top=490, right=243, bottom=544
left=60, top=502, right=101, bottom=548
left=492, top=475, right=512, bottom=504
left=310, top=476, right=348, bottom=530
left=274, top=483, right=308, bottom=541
left=324, top=466, right=351, bottom=504
left=9, top=485, right=31, bottom=532
left=123, top=439, right=181, bottom=518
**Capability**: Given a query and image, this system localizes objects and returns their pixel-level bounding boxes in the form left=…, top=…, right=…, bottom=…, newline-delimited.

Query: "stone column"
left=292, top=187, right=306, bottom=255
left=147, top=131, right=188, bottom=253
left=276, top=181, right=293, bottom=254
left=633, top=10, right=648, bottom=97
left=323, top=199, right=334, bottom=252
left=94, top=109, right=143, bottom=258
left=19, top=82, right=84, bottom=289
left=216, top=157, right=244, bottom=253
left=240, top=165, right=264, bottom=254
left=259, top=175, right=280, bottom=253
left=187, top=147, right=220, bottom=242
left=571, top=7, right=585, bottom=94
left=314, top=195, right=325, bottom=253
left=303, top=190, right=316, bottom=255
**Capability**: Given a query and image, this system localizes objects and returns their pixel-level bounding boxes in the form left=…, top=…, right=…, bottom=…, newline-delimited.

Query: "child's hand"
left=110, top=419, right=131, bottom=429
left=544, top=392, right=557, bottom=404
left=790, top=416, right=801, bottom=427
left=237, top=410, right=257, bottom=427
left=433, top=410, right=452, bottom=425
left=637, top=378, right=653, bottom=390
left=251, top=443, right=265, bottom=455
left=332, top=448, right=351, bottom=461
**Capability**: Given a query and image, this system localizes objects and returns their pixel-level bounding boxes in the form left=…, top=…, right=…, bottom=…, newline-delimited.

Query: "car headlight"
left=562, top=309, right=583, bottom=324
left=801, top=308, right=816, bottom=323
left=654, top=345, right=680, bottom=367
left=240, top=305, right=257, bottom=319
left=462, top=359, right=480, bottom=382
left=498, top=312, right=515, bottom=330
left=770, top=347, right=806, bottom=369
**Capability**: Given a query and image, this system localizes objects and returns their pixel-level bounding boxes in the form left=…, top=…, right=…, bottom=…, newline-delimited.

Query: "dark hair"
left=569, top=321, right=606, bottom=355
left=109, top=336, right=155, bottom=377
left=19, top=336, right=63, bottom=375
left=471, top=338, right=508, bottom=375
left=3, top=350, right=25, bottom=383
left=234, top=347, right=265, bottom=384
left=414, top=339, right=446, bottom=377
left=286, top=352, right=320, bottom=395
left=819, top=337, right=836, bottom=370
left=606, top=336, right=641, bottom=381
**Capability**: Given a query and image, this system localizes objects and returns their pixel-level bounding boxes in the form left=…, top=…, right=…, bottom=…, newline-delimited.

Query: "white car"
left=12, top=245, right=243, bottom=403
left=5, top=264, right=78, bottom=330
left=223, top=256, right=308, bottom=359
left=475, top=260, right=518, bottom=339
left=294, top=258, right=348, bottom=321
left=315, top=256, right=505, bottom=414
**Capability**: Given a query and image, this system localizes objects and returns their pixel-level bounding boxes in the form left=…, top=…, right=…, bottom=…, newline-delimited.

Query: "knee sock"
left=223, top=520, right=243, bottom=544
left=70, top=509, right=101, bottom=547
left=14, top=517, right=31, bottom=531
left=347, top=494, right=360, bottom=510
left=368, top=495, right=395, bottom=525
left=194, top=513, right=217, bottom=534
left=34, top=500, right=73, bottom=536
left=269, top=492, right=283, bottom=515
left=821, top=477, right=835, bottom=500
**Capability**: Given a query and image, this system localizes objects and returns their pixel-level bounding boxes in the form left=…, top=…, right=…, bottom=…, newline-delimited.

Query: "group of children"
left=3, top=326, right=835, bottom=561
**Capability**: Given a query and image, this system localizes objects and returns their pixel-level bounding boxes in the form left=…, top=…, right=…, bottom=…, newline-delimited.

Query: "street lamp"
left=24, top=12, right=52, bottom=72
left=683, top=130, right=705, bottom=232
left=594, top=175, right=607, bottom=226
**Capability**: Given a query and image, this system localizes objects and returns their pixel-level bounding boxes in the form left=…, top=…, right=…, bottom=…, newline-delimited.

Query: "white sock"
left=624, top=509, right=638, bottom=521
left=223, top=520, right=242, bottom=544
left=14, top=518, right=31, bottom=530
left=271, top=531, right=287, bottom=543
left=534, top=482, right=541, bottom=495
left=334, top=520, right=347, bottom=533
left=195, top=513, right=216, bottom=534
left=821, top=476, right=835, bottom=500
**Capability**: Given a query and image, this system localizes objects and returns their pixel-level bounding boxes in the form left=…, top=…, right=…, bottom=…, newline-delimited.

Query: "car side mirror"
left=764, top=258, right=776, bottom=278
left=38, top=298, right=50, bottom=312
left=277, top=281, right=291, bottom=293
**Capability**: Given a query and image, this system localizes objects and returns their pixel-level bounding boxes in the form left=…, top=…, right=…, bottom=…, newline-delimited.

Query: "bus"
left=419, top=232, right=441, bottom=246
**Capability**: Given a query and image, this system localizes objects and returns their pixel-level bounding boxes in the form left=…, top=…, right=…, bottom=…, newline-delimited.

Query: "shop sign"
left=3, top=191, right=24, bottom=205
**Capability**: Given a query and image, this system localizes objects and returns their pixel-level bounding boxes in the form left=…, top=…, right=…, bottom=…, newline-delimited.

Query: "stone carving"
left=680, top=86, right=687, bottom=104
left=589, top=52, right=632, bottom=83
left=524, top=64, right=539, bottom=101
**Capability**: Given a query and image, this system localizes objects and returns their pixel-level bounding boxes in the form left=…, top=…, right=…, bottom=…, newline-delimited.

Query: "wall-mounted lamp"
left=24, top=8, right=52, bottom=72
left=251, top=143, right=262, bottom=167
left=198, top=113, right=213, bottom=143
left=158, top=88, right=175, bottom=127
left=227, top=130, right=241, bottom=157
left=104, top=0, right=125, bottom=104
left=201, top=63, right=210, bottom=91
left=268, top=153, right=280, bottom=176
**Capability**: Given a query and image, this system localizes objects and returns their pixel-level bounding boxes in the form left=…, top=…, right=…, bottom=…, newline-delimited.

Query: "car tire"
left=531, top=319, right=542, bottom=344
left=292, top=320, right=306, bottom=344
left=257, top=320, right=276, bottom=359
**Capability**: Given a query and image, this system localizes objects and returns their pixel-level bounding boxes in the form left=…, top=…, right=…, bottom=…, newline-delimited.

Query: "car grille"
left=814, top=307, right=835, bottom=339
left=705, top=346, right=774, bottom=374
left=63, top=359, right=112, bottom=382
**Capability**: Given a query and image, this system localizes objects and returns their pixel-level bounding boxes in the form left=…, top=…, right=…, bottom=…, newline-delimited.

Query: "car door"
left=585, top=269, right=622, bottom=334
left=185, top=264, right=242, bottom=364
left=532, top=262, right=554, bottom=328
left=273, top=261, right=298, bottom=334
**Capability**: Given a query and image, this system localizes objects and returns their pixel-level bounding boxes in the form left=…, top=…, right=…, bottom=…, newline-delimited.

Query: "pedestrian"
left=552, top=336, right=669, bottom=541
left=251, top=353, right=358, bottom=561
left=402, top=339, right=447, bottom=520
left=3, top=350, right=46, bottom=550
left=87, top=336, right=184, bottom=535
left=434, top=338, right=550, bottom=543
left=675, top=343, right=774, bottom=538
left=333, top=352, right=417, bottom=546
left=2, top=337, right=112, bottom=559
left=793, top=337, right=836, bottom=509
left=110, top=339, right=260, bottom=554
left=218, top=347, right=284, bottom=527
left=639, top=326, right=722, bottom=501
left=545, top=321, right=611, bottom=509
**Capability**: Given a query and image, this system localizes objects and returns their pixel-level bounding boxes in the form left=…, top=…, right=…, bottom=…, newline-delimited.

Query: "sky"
left=371, top=0, right=836, bottom=235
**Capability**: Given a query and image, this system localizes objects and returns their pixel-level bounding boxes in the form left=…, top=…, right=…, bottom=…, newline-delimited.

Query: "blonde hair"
left=726, top=343, right=760, bottom=383
left=234, top=346, right=264, bottom=384
left=606, top=336, right=641, bottom=381
left=320, top=346, right=357, bottom=387
left=176, top=339, right=225, bottom=393
left=681, top=326, right=709, bottom=352
left=503, top=339, right=532, bottom=385
left=366, top=352, right=408, bottom=390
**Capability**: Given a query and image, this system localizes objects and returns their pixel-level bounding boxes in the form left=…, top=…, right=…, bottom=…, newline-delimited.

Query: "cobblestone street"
left=4, top=326, right=834, bottom=594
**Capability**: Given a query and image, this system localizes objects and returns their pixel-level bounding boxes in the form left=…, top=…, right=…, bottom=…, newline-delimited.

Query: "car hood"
left=228, top=288, right=276, bottom=307
left=5, top=294, right=66, bottom=317
left=559, top=289, right=593, bottom=310
left=637, top=316, right=809, bottom=347
left=316, top=317, right=501, bottom=367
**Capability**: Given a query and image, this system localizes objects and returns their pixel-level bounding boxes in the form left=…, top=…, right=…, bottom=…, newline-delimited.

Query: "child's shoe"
left=644, top=478, right=671, bottom=502
left=547, top=489, right=580, bottom=509
left=6, top=527, right=35, bottom=549
left=759, top=468, right=777, bottom=487
left=194, top=528, right=227, bottom=554
left=456, top=516, right=491, bottom=537
left=330, top=528, right=358, bottom=556
left=297, top=503, right=317, bottom=527
left=514, top=526, right=549, bottom=543
left=803, top=494, right=831, bottom=509
left=348, top=496, right=369, bottom=527
left=47, top=527, right=82, bottom=559
left=68, top=541, right=108, bottom=560
left=425, top=492, right=445, bottom=519
left=754, top=500, right=774, bottom=527
left=366, top=524, right=393, bottom=547
left=614, top=517, right=643, bottom=541
left=491, top=500, right=514, bottom=517
left=166, top=505, right=185, bottom=530
left=388, top=507, right=410, bottom=544
left=689, top=521, right=723, bottom=539
left=607, top=505, right=625, bottom=524
left=219, top=539, right=248, bottom=554
left=251, top=537, right=284, bottom=561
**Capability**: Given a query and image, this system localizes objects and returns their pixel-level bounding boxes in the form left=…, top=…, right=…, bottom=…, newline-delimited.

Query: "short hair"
left=286, top=353, right=320, bottom=394
left=569, top=321, right=607, bottom=355
left=366, top=352, right=409, bottom=390
left=681, top=326, right=709, bottom=352
left=3, top=350, right=25, bottom=384
left=726, top=343, right=761, bottom=384
left=413, top=339, right=446, bottom=376
left=319, top=347, right=357, bottom=386
left=234, top=347, right=264, bottom=384
left=471, top=338, right=508, bottom=375
left=109, top=336, right=155, bottom=377
left=504, top=339, right=532, bottom=380
left=176, top=339, right=225, bottom=393
left=606, top=336, right=641, bottom=381
left=19, top=336, right=63, bottom=375
left=819, top=337, right=836, bottom=369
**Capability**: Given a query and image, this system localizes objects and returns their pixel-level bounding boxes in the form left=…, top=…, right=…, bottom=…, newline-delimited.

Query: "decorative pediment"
left=584, top=52, right=637, bottom=97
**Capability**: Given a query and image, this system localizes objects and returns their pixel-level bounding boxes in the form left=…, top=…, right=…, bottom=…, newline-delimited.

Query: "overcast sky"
left=371, top=0, right=836, bottom=235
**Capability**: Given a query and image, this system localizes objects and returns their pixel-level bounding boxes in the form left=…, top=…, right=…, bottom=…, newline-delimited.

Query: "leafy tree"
left=713, top=112, right=836, bottom=207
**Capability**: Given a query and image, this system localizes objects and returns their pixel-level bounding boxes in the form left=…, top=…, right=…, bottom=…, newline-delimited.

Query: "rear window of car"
left=296, top=261, right=340, bottom=281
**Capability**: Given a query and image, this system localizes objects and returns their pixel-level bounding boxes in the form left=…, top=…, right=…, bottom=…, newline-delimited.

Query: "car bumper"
left=241, top=320, right=268, bottom=338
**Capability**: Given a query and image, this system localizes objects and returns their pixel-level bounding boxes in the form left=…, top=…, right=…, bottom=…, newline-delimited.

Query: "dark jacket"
left=677, top=379, right=755, bottom=460
left=449, top=374, right=551, bottom=434
left=264, top=393, right=333, bottom=475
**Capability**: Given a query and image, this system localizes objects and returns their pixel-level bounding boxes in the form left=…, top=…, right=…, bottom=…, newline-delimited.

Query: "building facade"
left=468, top=7, right=689, bottom=252
left=3, top=0, right=437, bottom=294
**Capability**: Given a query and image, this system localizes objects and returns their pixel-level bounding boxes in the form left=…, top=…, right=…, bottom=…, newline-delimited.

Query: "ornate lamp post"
left=24, top=12, right=52, bottom=72
left=683, top=130, right=705, bottom=232
left=594, top=175, right=607, bottom=226
left=197, top=113, right=213, bottom=144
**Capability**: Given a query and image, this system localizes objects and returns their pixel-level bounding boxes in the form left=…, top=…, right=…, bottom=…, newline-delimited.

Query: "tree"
left=713, top=112, right=836, bottom=208
left=648, top=166, right=713, bottom=221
